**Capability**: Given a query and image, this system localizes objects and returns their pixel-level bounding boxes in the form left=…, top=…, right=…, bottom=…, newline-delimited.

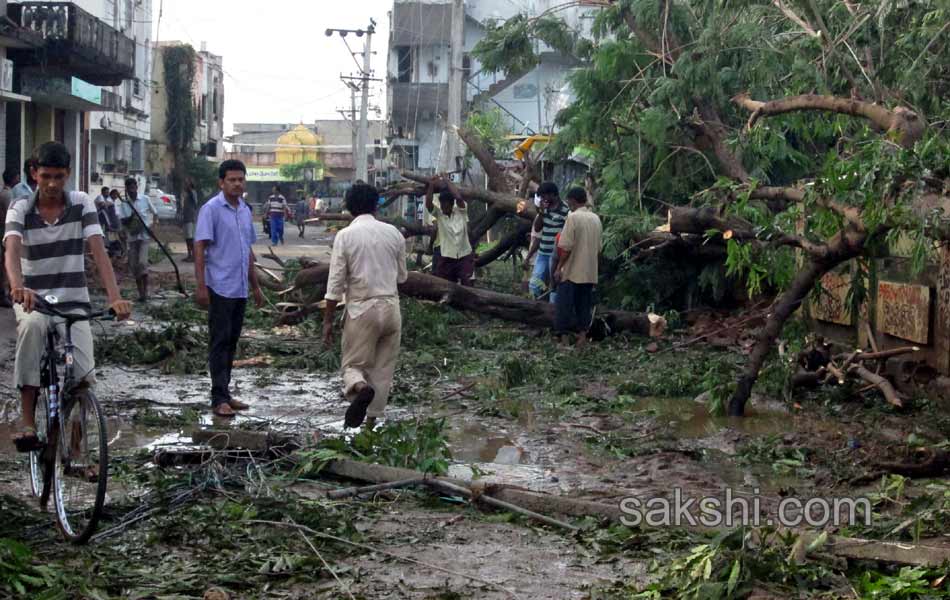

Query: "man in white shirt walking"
left=323, top=183, right=408, bottom=429
left=119, top=177, right=158, bottom=302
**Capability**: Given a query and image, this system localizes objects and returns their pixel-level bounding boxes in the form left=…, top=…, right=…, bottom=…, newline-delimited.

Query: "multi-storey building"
left=4, top=0, right=139, bottom=191
left=386, top=0, right=597, bottom=174
left=147, top=41, right=225, bottom=192
left=87, top=0, right=153, bottom=192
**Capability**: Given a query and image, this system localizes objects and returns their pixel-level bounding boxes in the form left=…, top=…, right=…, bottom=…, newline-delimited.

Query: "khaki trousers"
left=14, top=304, right=96, bottom=388
left=341, top=298, right=401, bottom=419
left=129, top=239, right=150, bottom=278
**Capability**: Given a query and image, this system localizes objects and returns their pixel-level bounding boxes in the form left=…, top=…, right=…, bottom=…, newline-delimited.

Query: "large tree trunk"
left=285, top=264, right=666, bottom=338
left=475, top=220, right=532, bottom=268
left=306, top=212, right=434, bottom=238
left=727, top=228, right=866, bottom=415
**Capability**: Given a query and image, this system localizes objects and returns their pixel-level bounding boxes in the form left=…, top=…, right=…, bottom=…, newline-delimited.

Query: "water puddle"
left=449, top=421, right=524, bottom=464
left=630, top=396, right=791, bottom=439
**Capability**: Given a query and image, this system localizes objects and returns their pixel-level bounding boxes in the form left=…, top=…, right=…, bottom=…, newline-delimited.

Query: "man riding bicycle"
left=3, top=142, right=132, bottom=450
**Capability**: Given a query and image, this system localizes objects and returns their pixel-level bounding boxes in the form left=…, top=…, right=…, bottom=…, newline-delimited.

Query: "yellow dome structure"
left=276, top=124, right=323, bottom=168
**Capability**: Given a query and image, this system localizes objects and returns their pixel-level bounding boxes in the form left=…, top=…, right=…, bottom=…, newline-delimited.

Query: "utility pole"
left=350, top=84, right=358, bottom=168
left=443, top=0, right=465, bottom=174
left=327, top=21, right=376, bottom=184
left=355, top=20, right=375, bottom=183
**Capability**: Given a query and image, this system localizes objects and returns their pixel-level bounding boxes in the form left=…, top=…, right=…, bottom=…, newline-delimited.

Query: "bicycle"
left=19, top=295, right=113, bottom=544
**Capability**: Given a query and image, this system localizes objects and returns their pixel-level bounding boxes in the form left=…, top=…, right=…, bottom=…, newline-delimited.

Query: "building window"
left=131, top=140, right=143, bottom=171
left=396, top=46, right=412, bottom=83
left=134, top=78, right=142, bottom=98
left=104, top=145, right=113, bottom=163
left=125, top=0, right=133, bottom=30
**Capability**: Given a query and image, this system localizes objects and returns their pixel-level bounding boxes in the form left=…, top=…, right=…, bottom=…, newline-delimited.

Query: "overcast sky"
left=153, top=0, right=391, bottom=136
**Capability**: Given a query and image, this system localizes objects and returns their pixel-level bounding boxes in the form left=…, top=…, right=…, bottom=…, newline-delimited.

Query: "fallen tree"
left=472, top=0, right=949, bottom=417
left=278, top=263, right=666, bottom=337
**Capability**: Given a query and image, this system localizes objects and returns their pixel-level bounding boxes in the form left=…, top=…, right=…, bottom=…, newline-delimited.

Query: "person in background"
left=95, top=186, right=110, bottom=209
left=0, top=169, right=15, bottom=307
left=295, top=190, right=309, bottom=239
left=314, top=195, right=326, bottom=214
left=194, top=160, right=264, bottom=418
left=119, top=177, right=159, bottom=302
left=426, top=175, right=474, bottom=286
left=11, top=159, right=37, bottom=200
left=181, top=178, right=199, bottom=263
left=523, top=182, right=569, bottom=302
left=323, top=183, right=408, bottom=430
left=266, top=185, right=291, bottom=245
left=553, top=187, right=603, bottom=350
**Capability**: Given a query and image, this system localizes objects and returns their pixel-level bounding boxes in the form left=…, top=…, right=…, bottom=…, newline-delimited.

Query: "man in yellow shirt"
left=554, top=187, right=602, bottom=349
left=426, top=175, right=474, bottom=286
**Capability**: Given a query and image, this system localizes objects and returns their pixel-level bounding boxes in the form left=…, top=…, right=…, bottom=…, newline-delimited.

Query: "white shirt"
left=119, top=193, right=158, bottom=241
left=326, top=214, right=408, bottom=318
left=431, top=203, right=472, bottom=259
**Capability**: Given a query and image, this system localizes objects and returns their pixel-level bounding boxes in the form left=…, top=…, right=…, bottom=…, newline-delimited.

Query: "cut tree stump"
left=283, top=263, right=666, bottom=337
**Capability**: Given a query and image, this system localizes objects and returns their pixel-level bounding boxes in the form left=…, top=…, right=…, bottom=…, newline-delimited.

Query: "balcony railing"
left=8, top=2, right=135, bottom=87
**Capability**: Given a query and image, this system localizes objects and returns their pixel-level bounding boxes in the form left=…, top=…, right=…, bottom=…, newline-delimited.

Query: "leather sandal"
left=213, top=403, right=236, bottom=418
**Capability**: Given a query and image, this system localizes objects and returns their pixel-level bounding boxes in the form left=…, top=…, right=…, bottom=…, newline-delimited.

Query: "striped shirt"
left=3, top=192, right=103, bottom=314
left=267, top=195, right=288, bottom=217
left=539, top=202, right=569, bottom=256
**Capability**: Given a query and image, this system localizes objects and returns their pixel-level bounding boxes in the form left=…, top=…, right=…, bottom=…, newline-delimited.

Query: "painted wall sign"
left=812, top=272, right=852, bottom=326
left=876, top=281, right=931, bottom=344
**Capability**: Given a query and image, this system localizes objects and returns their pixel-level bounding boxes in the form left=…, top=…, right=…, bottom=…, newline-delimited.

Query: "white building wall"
left=86, top=0, right=152, bottom=188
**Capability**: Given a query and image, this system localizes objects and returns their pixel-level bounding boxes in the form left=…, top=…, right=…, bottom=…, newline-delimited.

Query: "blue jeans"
left=529, top=253, right=556, bottom=303
left=269, top=215, right=285, bottom=245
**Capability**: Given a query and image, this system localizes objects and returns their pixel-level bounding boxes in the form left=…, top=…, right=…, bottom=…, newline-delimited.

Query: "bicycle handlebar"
left=31, top=296, right=116, bottom=323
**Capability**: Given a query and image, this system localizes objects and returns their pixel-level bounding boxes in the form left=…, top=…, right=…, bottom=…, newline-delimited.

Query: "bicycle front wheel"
left=28, top=392, right=50, bottom=498
left=53, top=390, right=108, bottom=544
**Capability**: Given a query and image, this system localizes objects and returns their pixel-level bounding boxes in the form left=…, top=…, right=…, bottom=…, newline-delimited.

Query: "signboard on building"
left=70, top=77, right=102, bottom=105
left=812, top=271, right=852, bottom=326
left=876, top=281, right=931, bottom=344
left=246, top=167, right=290, bottom=182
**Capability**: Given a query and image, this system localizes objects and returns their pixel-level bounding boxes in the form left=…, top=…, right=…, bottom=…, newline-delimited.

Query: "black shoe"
left=344, top=385, right=375, bottom=429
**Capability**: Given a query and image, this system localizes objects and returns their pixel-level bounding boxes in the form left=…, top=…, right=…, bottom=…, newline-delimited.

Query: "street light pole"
left=327, top=21, right=375, bottom=185
left=356, top=21, right=374, bottom=183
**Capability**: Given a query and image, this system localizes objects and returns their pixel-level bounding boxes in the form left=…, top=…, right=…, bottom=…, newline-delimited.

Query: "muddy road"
left=1, top=251, right=949, bottom=598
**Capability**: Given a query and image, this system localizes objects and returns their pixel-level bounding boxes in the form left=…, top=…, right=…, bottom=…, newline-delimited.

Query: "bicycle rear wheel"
left=53, top=390, right=108, bottom=544
left=28, top=392, right=50, bottom=498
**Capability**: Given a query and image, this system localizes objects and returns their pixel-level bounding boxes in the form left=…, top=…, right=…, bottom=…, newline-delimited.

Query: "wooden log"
left=191, top=429, right=298, bottom=452
left=321, top=457, right=950, bottom=567
left=849, top=364, right=903, bottom=407
left=847, top=346, right=921, bottom=362
left=425, top=479, right=579, bottom=531
left=288, top=264, right=666, bottom=338
left=327, top=478, right=427, bottom=500
left=305, top=212, right=434, bottom=238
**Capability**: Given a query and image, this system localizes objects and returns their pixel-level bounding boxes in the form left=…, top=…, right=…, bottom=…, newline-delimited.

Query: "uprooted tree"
left=468, top=0, right=949, bottom=415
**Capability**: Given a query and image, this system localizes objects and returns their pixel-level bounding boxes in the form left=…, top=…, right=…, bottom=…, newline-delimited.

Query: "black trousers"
left=555, top=281, right=595, bottom=334
left=208, top=290, right=247, bottom=406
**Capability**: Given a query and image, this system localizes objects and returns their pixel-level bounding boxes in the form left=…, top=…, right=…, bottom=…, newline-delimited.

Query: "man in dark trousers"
left=553, top=187, right=602, bottom=349
left=194, top=160, right=265, bottom=417
left=181, top=178, right=199, bottom=262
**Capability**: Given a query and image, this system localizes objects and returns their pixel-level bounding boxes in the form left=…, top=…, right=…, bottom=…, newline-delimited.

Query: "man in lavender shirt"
left=194, top=160, right=265, bottom=417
